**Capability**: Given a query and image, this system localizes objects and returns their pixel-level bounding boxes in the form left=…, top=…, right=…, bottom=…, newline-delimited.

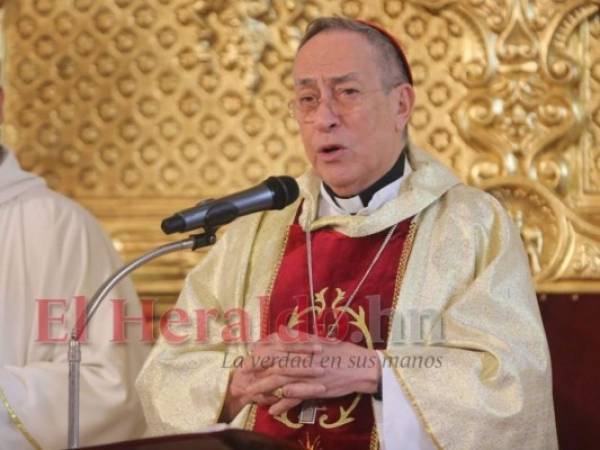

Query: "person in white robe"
left=0, top=146, right=150, bottom=449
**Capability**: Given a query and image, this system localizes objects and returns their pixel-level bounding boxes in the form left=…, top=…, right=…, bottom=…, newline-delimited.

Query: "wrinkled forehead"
left=293, top=72, right=363, bottom=89
left=292, top=30, right=382, bottom=87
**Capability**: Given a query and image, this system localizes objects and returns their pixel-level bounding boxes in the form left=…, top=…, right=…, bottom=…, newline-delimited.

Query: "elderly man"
left=137, top=17, right=557, bottom=450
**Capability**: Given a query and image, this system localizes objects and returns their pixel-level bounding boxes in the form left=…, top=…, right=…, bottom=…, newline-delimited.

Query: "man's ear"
left=393, top=84, right=415, bottom=132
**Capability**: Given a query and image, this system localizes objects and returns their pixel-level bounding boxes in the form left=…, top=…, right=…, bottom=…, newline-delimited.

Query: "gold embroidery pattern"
left=244, top=403, right=258, bottom=431
left=370, top=425, right=380, bottom=450
left=299, top=433, right=323, bottom=450
left=0, top=386, right=42, bottom=450
left=260, top=218, right=293, bottom=339
left=318, top=393, right=361, bottom=429
left=274, top=406, right=303, bottom=430
left=275, top=286, right=369, bottom=429
left=246, top=216, right=292, bottom=432
left=387, top=218, right=419, bottom=341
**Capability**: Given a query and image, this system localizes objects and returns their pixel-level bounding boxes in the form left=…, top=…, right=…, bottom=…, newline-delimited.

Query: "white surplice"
left=0, top=148, right=149, bottom=449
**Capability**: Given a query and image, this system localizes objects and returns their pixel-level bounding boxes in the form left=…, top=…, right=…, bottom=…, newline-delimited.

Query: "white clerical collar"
left=317, top=160, right=412, bottom=218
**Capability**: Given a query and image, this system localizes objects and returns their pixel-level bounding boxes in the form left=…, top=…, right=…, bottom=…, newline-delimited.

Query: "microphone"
left=161, top=176, right=299, bottom=234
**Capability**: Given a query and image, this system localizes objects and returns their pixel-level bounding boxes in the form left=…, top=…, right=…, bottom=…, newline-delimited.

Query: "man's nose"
left=312, top=96, right=340, bottom=131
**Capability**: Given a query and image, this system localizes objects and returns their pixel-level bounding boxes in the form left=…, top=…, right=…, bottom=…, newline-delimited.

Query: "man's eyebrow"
left=330, top=72, right=361, bottom=84
left=294, top=72, right=361, bottom=87
left=295, top=78, right=317, bottom=87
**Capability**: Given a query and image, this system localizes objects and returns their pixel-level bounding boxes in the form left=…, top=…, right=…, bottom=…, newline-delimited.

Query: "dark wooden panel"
left=539, top=294, right=600, bottom=450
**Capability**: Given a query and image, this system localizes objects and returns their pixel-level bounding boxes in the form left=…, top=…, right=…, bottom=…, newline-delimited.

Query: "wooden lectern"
left=75, top=429, right=303, bottom=450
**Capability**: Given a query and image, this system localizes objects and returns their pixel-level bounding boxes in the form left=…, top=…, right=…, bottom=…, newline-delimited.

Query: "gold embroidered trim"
left=244, top=403, right=258, bottom=430
left=245, top=223, right=291, bottom=431
left=0, top=386, right=42, bottom=450
left=384, top=215, right=443, bottom=450
left=387, top=217, right=419, bottom=341
left=260, top=215, right=293, bottom=338
left=370, top=424, right=380, bottom=450
left=245, top=211, right=294, bottom=431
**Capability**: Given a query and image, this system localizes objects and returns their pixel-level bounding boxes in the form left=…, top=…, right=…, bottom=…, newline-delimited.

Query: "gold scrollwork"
left=3, top=0, right=600, bottom=298
left=274, top=287, right=374, bottom=429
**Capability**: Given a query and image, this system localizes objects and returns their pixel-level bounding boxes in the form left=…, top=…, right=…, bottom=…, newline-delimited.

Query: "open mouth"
left=319, top=144, right=345, bottom=154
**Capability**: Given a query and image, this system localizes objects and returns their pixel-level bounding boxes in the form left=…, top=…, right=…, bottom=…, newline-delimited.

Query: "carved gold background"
left=1, top=0, right=599, bottom=302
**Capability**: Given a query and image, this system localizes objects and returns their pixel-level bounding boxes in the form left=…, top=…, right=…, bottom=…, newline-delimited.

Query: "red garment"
left=250, top=214, right=415, bottom=450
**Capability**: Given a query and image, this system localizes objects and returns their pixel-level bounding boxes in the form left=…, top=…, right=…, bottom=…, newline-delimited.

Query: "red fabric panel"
left=538, top=294, right=600, bottom=450
left=253, top=218, right=413, bottom=450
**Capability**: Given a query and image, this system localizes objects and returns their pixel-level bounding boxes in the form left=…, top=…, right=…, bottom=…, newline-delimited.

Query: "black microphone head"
left=161, top=214, right=186, bottom=234
left=265, top=176, right=299, bottom=209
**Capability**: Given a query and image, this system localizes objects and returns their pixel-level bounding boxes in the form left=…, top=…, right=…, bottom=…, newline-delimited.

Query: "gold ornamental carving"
left=1, top=0, right=599, bottom=297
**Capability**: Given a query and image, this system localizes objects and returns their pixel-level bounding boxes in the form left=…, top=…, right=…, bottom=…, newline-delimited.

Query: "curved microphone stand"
left=67, top=231, right=217, bottom=449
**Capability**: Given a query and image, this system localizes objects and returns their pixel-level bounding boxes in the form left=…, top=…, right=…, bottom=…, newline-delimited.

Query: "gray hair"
left=297, top=17, right=412, bottom=91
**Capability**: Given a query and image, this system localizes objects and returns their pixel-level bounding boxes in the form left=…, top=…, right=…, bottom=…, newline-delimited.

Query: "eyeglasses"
left=288, top=86, right=391, bottom=123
